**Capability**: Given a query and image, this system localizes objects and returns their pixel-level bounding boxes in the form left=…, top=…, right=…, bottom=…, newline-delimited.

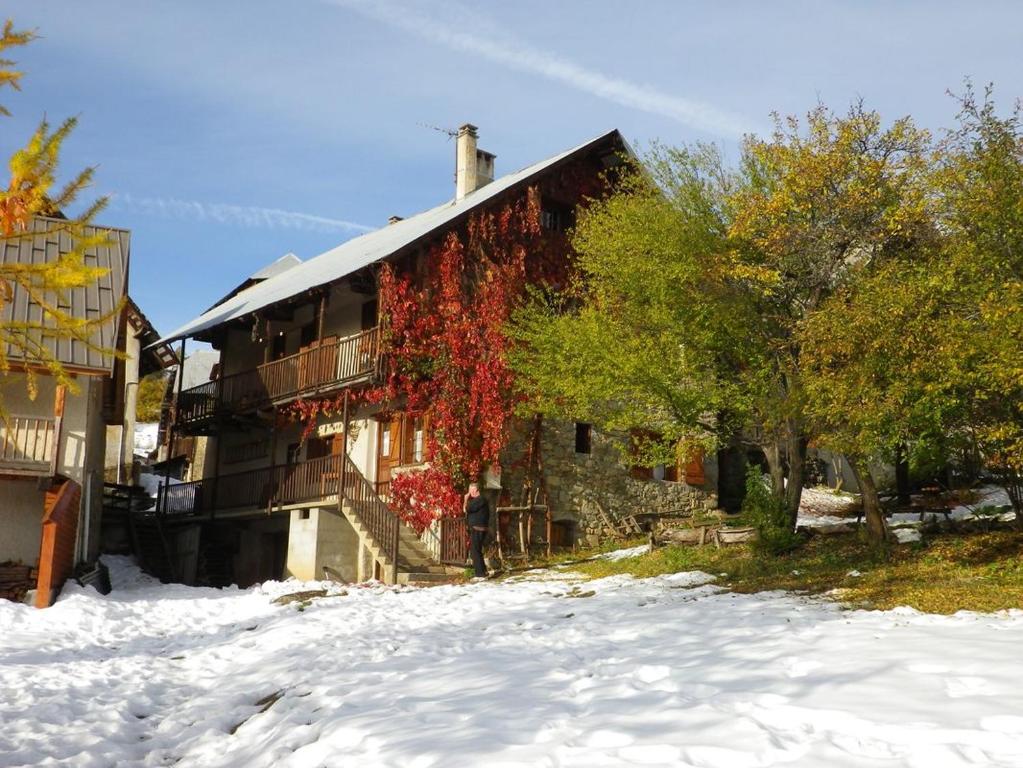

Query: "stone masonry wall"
left=499, top=419, right=717, bottom=547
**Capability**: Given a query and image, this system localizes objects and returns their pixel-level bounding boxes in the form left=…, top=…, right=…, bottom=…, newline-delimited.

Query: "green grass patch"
left=561, top=531, right=1023, bottom=614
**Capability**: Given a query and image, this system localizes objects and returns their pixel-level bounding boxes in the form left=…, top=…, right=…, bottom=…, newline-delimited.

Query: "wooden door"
left=376, top=418, right=402, bottom=490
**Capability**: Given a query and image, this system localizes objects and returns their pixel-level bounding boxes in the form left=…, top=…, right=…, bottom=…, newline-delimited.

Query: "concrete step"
left=339, top=501, right=444, bottom=585
left=398, top=562, right=448, bottom=574
left=397, top=571, right=457, bottom=585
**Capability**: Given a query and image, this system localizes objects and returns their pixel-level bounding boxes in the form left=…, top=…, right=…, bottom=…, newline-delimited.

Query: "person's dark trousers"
left=469, top=528, right=487, bottom=577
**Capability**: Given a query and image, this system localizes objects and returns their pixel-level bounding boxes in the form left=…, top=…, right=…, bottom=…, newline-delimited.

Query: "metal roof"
left=155, top=129, right=625, bottom=346
left=1, top=216, right=129, bottom=374
left=204, top=252, right=303, bottom=312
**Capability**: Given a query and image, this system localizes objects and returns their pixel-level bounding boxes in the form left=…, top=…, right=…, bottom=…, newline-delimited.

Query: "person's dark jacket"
left=466, top=495, right=490, bottom=529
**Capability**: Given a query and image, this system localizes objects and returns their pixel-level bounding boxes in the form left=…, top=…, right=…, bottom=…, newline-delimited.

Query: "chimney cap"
left=458, top=123, right=478, bottom=136
left=388, top=215, right=404, bottom=225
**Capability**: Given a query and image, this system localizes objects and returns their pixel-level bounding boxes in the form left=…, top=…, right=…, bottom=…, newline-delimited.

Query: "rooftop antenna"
left=418, top=122, right=460, bottom=187
left=418, top=121, right=458, bottom=139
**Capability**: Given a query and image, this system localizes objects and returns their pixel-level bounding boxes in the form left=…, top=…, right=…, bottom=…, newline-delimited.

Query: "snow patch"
left=594, top=544, right=651, bottom=561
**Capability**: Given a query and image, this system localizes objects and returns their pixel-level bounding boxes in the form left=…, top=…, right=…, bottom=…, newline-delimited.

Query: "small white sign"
left=317, top=421, right=344, bottom=437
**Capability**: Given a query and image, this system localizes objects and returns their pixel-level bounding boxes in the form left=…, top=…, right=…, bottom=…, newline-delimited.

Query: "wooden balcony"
left=177, top=326, right=380, bottom=429
left=155, top=451, right=401, bottom=579
left=0, top=415, right=56, bottom=476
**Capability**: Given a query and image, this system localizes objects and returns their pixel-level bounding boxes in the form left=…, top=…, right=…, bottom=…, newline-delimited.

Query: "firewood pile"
left=653, top=518, right=757, bottom=547
left=0, top=562, right=38, bottom=602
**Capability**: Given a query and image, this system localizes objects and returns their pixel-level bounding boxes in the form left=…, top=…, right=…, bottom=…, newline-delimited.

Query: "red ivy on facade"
left=388, top=467, right=462, bottom=534
left=280, top=166, right=609, bottom=528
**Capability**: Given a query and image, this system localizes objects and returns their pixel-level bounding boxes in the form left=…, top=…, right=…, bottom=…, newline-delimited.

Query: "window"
left=540, top=203, right=573, bottom=233
left=305, top=437, right=330, bottom=461
left=401, top=415, right=427, bottom=464
left=413, top=422, right=424, bottom=463
left=628, top=429, right=677, bottom=482
left=299, top=510, right=310, bottom=520
left=286, top=442, right=301, bottom=465
left=381, top=427, right=391, bottom=457
left=574, top=422, right=592, bottom=454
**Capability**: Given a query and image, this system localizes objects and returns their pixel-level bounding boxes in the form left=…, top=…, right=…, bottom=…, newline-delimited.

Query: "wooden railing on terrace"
left=177, top=327, right=381, bottom=426
left=439, top=516, right=469, bottom=566
left=0, top=415, right=56, bottom=474
left=154, top=451, right=400, bottom=580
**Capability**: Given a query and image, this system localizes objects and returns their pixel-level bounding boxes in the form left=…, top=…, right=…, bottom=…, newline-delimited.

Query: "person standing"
left=463, top=482, right=490, bottom=579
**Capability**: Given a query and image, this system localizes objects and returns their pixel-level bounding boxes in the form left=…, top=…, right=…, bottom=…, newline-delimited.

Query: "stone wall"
left=499, top=419, right=717, bottom=547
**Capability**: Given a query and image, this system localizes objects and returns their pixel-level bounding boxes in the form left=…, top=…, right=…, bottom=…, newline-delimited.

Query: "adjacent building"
left=0, top=215, right=176, bottom=605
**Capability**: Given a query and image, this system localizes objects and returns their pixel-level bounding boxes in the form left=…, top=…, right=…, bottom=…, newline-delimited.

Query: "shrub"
left=741, top=465, right=802, bottom=555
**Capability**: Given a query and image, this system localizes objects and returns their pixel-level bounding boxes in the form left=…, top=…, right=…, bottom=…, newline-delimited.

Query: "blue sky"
left=3, top=1, right=1022, bottom=336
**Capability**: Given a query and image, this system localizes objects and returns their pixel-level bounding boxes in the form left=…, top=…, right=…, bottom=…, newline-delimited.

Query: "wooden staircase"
left=127, top=514, right=178, bottom=583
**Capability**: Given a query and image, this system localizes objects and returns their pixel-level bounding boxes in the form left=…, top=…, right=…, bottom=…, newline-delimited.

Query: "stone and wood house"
left=150, top=127, right=716, bottom=587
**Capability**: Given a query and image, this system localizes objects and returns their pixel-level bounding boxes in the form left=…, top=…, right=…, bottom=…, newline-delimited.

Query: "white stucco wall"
left=286, top=507, right=360, bottom=582
left=0, top=478, right=46, bottom=564
left=1, top=372, right=106, bottom=564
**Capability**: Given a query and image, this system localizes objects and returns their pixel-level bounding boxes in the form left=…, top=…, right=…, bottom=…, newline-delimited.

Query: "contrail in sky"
left=111, top=193, right=374, bottom=234
left=328, top=0, right=754, bottom=139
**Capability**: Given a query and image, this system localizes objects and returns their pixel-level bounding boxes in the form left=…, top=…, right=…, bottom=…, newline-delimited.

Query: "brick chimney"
left=455, top=123, right=495, bottom=201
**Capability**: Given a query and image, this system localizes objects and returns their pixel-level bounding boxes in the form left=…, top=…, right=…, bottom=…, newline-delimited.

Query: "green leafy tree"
left=0, top=20, right=118, bottom=410
left=801, top=86, right=1023, bottom=531
left=136, top=371, right=169, bottom=423
left=728, top=104, right=933, bottom=536
left=510, top=143, right=752, bottom=471
left=935, top=87, right=1023, bottom=521
left=512, top=104, right=932, bottom=543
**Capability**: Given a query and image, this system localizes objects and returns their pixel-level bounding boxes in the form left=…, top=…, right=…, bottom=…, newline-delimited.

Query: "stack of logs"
left=0, top=562, right=38, bottom=603
left=654, top=520, right=757, bottom=547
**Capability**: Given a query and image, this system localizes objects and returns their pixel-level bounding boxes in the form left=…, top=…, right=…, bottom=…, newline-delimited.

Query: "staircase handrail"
left=339, top=452, right=399, bottom=583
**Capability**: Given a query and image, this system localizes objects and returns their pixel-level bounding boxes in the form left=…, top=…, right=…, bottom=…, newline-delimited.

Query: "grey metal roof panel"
left=251, top=252, right=301, bottom=280
left=1, top=216, right=129, bottom=374
left=204, top=252, right=304, bottom=313
left=155, top=129, right=625, bottom=346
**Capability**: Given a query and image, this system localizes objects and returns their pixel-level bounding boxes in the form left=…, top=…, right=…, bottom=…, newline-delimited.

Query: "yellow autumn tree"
left=0, top=20, right=120, bottom=411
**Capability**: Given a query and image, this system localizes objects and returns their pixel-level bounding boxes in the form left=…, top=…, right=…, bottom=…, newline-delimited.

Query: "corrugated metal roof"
left=155, top=129, right=625, bottom=346
left=1, top=216, right=129, bottom=374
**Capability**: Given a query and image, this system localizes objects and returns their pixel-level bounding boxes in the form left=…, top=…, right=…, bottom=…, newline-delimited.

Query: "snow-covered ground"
left=797, top=485, right=1015, bottom=532
left=3, top=557, right=1023, bottom=767
left=134, top=423, right=160, bottom=459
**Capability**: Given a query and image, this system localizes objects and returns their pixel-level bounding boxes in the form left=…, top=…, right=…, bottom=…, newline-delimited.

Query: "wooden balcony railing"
left=177, top=326, right=381, bottom=426
left=0, top=415, right=56, bottom=473
left=154, top=451, right=401, bottom=582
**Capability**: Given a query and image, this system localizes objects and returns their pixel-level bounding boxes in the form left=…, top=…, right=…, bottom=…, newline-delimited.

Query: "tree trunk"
left=997, top=467, right=1023, bottom=530
left=850, top=458, right=887, bottom=546
left=783, top=433, right=807, bottom=530
left=895, top=443, right=911, bottom=507
left=763, top=441, right=786, bottom=502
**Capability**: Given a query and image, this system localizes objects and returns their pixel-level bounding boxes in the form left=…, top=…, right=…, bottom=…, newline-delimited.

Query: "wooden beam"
left=49, top=384, right=66, bottom=477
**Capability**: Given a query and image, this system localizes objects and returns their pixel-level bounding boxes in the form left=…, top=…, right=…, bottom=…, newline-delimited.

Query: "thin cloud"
left=112, top=193, right=373, bottom=234
left=329, top=0, right=754, bottom=139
